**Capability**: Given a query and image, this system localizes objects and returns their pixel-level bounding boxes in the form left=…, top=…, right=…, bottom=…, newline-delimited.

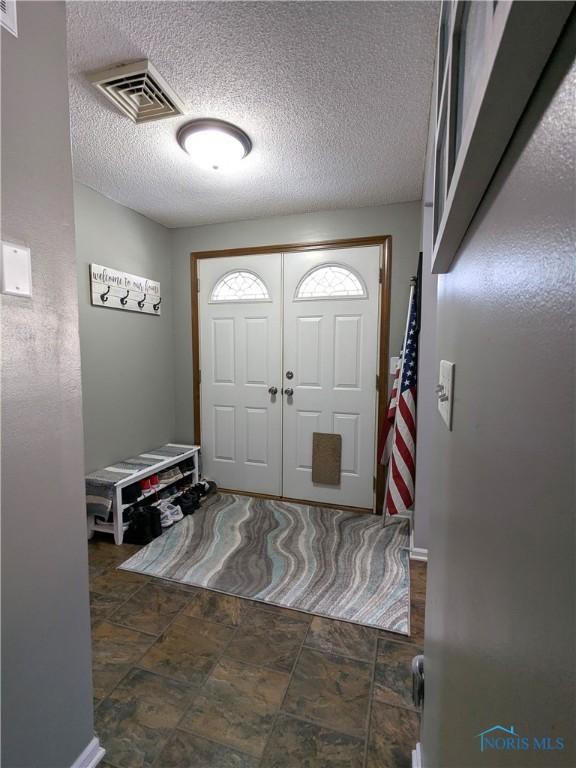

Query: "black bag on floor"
left=124, top=505, right=162, bottom=544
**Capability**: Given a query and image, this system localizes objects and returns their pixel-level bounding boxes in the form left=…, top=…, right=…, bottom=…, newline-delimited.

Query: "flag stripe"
left=394, top=427, right=416, bottom=479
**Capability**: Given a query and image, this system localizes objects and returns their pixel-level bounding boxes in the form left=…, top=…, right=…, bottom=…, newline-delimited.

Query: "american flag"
left=379, top=284, right=419, bottom=516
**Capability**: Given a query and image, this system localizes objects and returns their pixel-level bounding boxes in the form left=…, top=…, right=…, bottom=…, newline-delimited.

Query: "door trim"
left=190, top=235, right=392, bottom=512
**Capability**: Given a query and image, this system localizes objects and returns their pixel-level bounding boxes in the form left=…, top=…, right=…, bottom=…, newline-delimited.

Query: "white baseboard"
left=409, top=529, right=428, bottom=562
left=412, top=742, right=423, bottom=767
left=70, top=737, right=105, bottom=768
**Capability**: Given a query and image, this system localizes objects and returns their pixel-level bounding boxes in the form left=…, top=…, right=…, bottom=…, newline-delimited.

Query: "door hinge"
left=376, top=374, right=379, bottom=391
left=197, top=278, right=200, bottom=293
left=373, top=476, right=377, bottom=491
left=198, top=369, right=201, bottom=384
left=379, top=268, right=383, bottom=284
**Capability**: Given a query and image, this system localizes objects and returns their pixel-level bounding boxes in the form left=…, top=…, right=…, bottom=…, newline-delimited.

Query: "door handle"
left=268, top=386, right=278, bottom=395
left=285, top=371, right=294, bottom=380
left=284, top=387, right=294, bottom=397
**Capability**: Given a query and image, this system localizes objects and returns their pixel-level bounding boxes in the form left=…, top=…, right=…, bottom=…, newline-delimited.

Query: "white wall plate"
left=1, top=241, right=32, bottom=297
left=438, top=359, right=455, bottom=429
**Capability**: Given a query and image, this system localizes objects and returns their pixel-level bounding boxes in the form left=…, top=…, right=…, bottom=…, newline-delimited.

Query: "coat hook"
left=120, top=289, right=130, bottom=306
left=138, top=293, right=146, bottom=309
left=153, top=297, right=162, bottom=312
left=100, top=285, right=111, bottom=303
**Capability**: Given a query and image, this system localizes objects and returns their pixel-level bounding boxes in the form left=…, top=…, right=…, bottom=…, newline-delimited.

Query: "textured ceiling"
left=67, top=1, right=439, bottom=228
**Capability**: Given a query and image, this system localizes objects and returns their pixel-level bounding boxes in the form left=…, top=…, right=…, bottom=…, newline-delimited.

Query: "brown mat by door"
left=312, top=432, right=342, bottom=485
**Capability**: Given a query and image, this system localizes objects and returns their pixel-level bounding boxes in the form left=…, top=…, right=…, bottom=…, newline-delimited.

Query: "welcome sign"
left=90, top=264, right=161, bottom=315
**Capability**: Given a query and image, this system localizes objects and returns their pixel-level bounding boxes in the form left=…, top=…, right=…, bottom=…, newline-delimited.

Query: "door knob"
left=268, top=386, right=278, bottom=395
left=285, top=371, right=294, bottom=380
left=284, top=387, right=294, bottom=397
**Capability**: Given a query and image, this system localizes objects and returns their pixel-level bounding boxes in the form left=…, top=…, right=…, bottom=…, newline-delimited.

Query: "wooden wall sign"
left=90, top=264, right=161, bottom=315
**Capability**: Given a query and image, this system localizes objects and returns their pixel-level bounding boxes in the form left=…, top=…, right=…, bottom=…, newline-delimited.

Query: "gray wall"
left=75, top=183, right=175, bottom=472
left=421, top=25, right=575, bottom=768
left=1, top=3, right=95, bottom=766
left=171, top=202, right=421, bottom=442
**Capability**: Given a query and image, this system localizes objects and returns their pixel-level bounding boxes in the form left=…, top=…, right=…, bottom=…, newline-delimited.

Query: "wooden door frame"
left=190, top=235, right=392, bottom=514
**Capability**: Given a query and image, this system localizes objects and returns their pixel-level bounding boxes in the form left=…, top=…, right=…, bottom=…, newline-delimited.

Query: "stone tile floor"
left=89, top=536, right=426, bottom=768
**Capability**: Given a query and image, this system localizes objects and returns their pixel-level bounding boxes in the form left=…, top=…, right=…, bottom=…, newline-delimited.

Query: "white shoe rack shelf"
left=91, top=444, right=200, bottom=545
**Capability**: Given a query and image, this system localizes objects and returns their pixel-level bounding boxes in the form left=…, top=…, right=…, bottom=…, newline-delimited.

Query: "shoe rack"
left=91, top=444, right=200, bottom=544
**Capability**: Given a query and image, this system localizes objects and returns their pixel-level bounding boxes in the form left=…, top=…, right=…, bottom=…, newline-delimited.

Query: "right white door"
left=282, top=246, right=381, bottom=508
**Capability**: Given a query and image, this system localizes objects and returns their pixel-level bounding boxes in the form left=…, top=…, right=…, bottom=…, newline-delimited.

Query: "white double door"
left=199, top=246, right=380, bottom=509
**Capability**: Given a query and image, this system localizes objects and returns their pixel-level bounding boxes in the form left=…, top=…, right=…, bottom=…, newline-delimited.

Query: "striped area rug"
left=119, top=493, right=410, bottom=634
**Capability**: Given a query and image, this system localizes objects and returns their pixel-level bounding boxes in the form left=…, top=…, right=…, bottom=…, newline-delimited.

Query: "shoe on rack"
left=150, top=474, right=160, bottom=489
left=159, top=504, right=174, bottom=528
left=183, top=500, right=199, bottom=516
left=183, top=477, right=194, bottom=488
left=122, top=484, right=141, bottom=505
left=174, top=491, right=199, bottom=515
left=160, top=468, right=180, bottom=484
left=194, top=480, right=217, bottom=497
left=145, top=505, right=163, bottom=538
left=159, top=500, right=183, bottom=523
left=140, top=477, right=152, bottom=493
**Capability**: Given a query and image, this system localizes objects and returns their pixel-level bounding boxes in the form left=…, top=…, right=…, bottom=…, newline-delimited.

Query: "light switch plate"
left=389, top=356, right=400, bottom=374
left=1, top=241, right=32, bottom=297
left=438, top=360, right=455, bottom=429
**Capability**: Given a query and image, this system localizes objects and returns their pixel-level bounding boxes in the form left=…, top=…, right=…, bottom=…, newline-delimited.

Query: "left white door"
left=199, top=254, right=283, bottom=494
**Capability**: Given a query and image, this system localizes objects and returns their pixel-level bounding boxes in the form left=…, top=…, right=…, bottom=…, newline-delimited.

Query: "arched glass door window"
left=295, top=263, right=367, bottom=300
left=210, top=270, right=270, bottom=302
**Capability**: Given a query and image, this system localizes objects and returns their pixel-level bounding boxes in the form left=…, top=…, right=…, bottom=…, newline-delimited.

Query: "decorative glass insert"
left=210, top=270, right=270, bottom=302
left=296, top=264, right=367, bottom=300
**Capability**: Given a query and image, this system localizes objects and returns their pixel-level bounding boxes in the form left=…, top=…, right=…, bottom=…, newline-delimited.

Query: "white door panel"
left=199, top=246, right=380, bottom=509
left=282, top=247, right=380, bottom=508
left=199, top=255, right=282, bottom=494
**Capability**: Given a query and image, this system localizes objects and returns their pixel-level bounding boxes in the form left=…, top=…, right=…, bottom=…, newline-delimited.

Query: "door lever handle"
left=268, top=386, right=278, bottom=395
left=284, top=387, right=294, bottom=397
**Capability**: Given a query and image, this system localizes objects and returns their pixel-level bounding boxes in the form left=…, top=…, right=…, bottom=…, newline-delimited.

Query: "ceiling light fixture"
left=177, top=119, right=252, bottom=170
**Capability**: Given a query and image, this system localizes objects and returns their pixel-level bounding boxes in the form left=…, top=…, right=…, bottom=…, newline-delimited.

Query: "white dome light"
left=177, top=119, right=252, bottom=171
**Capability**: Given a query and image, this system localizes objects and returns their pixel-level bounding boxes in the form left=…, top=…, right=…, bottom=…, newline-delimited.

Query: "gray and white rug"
left=120, top=493, right=410, bottom=634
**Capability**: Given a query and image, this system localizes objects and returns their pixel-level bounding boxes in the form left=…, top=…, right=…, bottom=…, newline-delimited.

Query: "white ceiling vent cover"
left=86, top=60, right=185, bottom=123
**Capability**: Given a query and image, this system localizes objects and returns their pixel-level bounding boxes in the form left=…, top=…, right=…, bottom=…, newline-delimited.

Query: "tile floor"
left=89, top=536, right=426, bottom=768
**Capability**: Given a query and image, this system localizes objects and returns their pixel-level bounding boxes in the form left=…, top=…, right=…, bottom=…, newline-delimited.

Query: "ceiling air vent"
left=86, top=60, right=185, bottom=123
